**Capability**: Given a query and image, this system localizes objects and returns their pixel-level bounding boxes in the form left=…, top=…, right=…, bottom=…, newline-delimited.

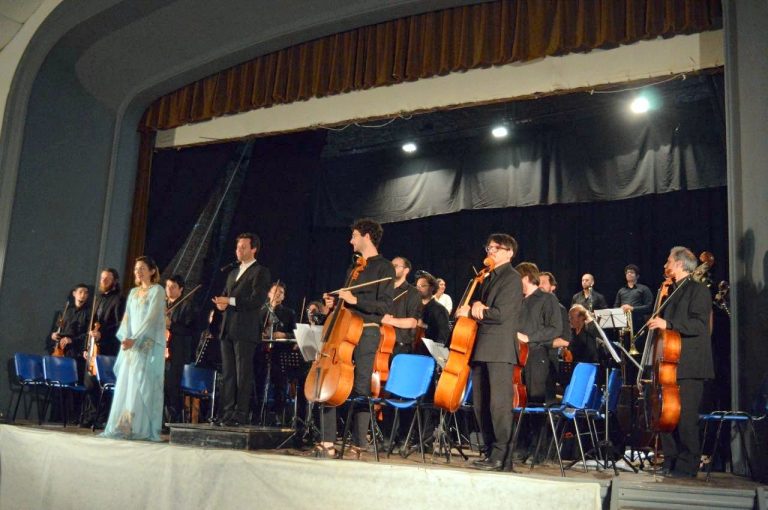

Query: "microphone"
left=220, top=261, right=238, bottom=272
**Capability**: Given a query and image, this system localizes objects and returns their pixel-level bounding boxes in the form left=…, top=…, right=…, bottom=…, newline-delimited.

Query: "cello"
left=637, top=252, right=714, bottom=433
left=433, top=257, right=495, bottom=413
left=304, top=256, right=367, bottom=407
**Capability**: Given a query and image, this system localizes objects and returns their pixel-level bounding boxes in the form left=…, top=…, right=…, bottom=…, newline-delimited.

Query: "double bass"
left=433, top=257, right=494, bottom=413
left=304, top=256, right=367, bottom=407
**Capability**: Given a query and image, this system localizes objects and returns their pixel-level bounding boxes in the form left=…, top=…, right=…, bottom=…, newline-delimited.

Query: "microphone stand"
left=259, top=301, right=282, bottom=426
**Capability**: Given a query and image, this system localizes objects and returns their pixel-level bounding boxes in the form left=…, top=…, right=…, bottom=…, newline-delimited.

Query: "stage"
left=0, top=423, right=764, bottom=510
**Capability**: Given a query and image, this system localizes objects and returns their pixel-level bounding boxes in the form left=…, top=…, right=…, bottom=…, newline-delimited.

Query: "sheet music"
left=294, top=324, right=323, bottom=362
left=593, top=307, right=627, bottom=329
left=422, top=338, right=449, bottom=368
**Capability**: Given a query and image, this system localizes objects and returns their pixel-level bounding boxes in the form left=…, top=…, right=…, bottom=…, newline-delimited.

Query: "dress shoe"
left=472, top=458, right=504, bottom=471
left=222, top=418, right=242, bottom=427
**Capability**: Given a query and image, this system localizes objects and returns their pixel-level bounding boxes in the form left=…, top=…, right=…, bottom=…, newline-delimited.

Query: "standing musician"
left=571, top=273, right=608, bottom=312
left=262, top=281, right=297, bottom=340
left=317, top=218, right=394, bottom=459
left=164, top=275, right=196, bottom=423
left=516, top=263, right=566, bottom=405
left=49, top=284, right=91, bottom=365
left=538, top=272, right=572, bottom=386
left=212, top=232, right=272, bottom=427
left=614, top=264, right=654, bottom=330
left=82, top=268, right=125, bottom=427
left=646, top=247, right=714, bottom=478
left=456, top=233, right=522, bottom=472
left=381, top=256, right=421, bottom=354
left=415, top=273, right=451, bottom=346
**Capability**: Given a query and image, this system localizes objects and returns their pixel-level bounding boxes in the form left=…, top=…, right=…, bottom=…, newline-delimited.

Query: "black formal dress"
left=657, top=277, right=714, bottom=476
left=219, top=260, right=271, bottom=424
left=321, top=255, right=394, bottom=446
left=470, top=262, right=523, bottom=465
left=571, top=289, right=608, bottom=312
left=520, top=288, right=563, bottom=403
left=165, top=297, right=196, bottom=421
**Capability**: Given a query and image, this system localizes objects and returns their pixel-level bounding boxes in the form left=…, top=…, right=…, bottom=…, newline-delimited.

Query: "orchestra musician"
left=82, top=268, right=125, bottom=427
left=316, top=218, right=394, bottom=459
left=646, top=247, right=714, bottom=478
left=49, top=283, right=91, bottom=369
left=567, top=304, right=601, bottom=364
left=456, top=233, right=522, bottom=472
left=614, top=264, right=654, bottom=329
left=538, top=272, right=572, bottom=386
left=164, top=275, right=196, bottom=423
left=381, top=256, right=421, bottom=354
left=212, top=233, right=272, bottom=427
left=415, top=272, right=451, bottom=346
left=571, top=273, right=608, bottom=312
left=435, top=278, right=453, bottom=315
left=516, top=263, right=565, bottom=405
left=262, top=281, right=296, bottom=340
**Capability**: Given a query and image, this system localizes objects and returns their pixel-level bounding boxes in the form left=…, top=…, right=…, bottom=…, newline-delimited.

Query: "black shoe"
left=472, top=458, right=503, bottom=471
left=666, top=470, right=697, bottom=479
left=222, top=418, right=242, bottom=427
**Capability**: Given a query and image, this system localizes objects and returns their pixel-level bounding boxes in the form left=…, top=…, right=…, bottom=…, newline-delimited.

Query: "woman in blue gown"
left=103, top=256, right=166, bottom=441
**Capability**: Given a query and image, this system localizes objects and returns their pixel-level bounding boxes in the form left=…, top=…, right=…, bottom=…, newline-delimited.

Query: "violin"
left=434, top=257, right=495, bottom=412
left=51, top=301, right=70, bottom=357
left=304, top=255, right=367, bottom=406
left=85, top=322, right=101, bottom=376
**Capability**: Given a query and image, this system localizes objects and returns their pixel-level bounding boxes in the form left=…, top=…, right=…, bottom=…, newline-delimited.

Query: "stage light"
left=491, top=126, right=509, bottom=139
left=402, top=142, right=417, bottom=153
left=630, top=96, right=650, bottom=114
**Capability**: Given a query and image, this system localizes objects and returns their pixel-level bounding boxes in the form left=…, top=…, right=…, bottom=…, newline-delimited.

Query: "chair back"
left=461, top=377, right=474, bottom=406
left=562, top=362, right=597, bottom=409
left=384, top=354, right=435, bottom=400
left=14, top=353, right=44, bottom=383
left=181, top=364, right=215, bottom=394
left=95, top=355, right=117, bottom=386
left=605, top=368, right=623, bottom=413
left=42, top=355, right=79, bottom=385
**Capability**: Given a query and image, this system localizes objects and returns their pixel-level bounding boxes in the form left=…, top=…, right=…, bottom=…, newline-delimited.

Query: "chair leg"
left=339, top=402, right=355, bottom=458
left=401, top=409, right=419, bottom=459
left=11, top=387, right=23, bottom=423
left=367, top=400, right=379, bottom=462
left=509, top=411, right=524, bottom=460
left=548, top=412, right=565, bottom=477
left=387, top=408, right=400, bottom=458
left=706, top=417, right=726, bottom=481
left=415, top=404, right=426, bottom=463
left=573, top=418, right=588, bottom=473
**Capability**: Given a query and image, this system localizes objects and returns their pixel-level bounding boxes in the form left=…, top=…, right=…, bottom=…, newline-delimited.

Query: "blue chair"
left=699, top=375, right=768, bottom=481
left=434, top=376, right=475, bottom=461
left=8, top=353, right=46, bottom=423
left=511, top=362, right=598, bottom=476
left=92, top=355, right=117, bottom=429
left=580, top=368, right=623, bottom=470
left=340, top=354, right=435, bottom=462
left=42, top=355, right=87, bottom=426
left=180, top=364, right=216, bottom=422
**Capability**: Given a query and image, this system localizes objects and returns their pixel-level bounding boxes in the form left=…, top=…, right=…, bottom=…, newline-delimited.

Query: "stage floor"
left=1, top=421, right=764, bottom=510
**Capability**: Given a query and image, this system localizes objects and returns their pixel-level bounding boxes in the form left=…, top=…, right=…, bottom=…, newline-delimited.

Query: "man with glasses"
left=456, top=234, right=522, bottom=471
left=381, top=256, right=422, bottom=354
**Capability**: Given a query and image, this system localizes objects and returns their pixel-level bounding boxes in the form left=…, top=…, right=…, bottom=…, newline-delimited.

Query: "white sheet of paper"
left=593, top=307, right=627, bottom=329
left=421, top=337, right=449, bottom=368
left=294, top=323, right=323, bottom=362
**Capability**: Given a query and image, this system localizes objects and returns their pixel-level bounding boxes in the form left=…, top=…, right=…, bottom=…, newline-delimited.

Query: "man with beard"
left=571, top=273, right=608, bottom=313
left=415, top=273, right=451, bottom=346
left=381, top=256, right=421, bottom=355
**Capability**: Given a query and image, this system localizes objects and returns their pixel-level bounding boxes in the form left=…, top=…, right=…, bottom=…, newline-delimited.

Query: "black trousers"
left=165, top=335, right=192, bottom=420
left=661, top=378, right=704, bottom=475
left=220, top=336, right=258, bottom=422
left=321, top=326, right=379, bottom=445
left=525, top=344, right=555, bottom=404
left=471, top=361, right=514, bottom=462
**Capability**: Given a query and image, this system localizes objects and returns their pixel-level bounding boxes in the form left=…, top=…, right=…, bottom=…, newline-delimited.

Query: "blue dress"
left=102, top=284, right=166, bottom=441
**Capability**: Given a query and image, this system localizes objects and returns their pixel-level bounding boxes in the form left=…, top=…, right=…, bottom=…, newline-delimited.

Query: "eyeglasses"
left=485, top=245, right=510, bottom=254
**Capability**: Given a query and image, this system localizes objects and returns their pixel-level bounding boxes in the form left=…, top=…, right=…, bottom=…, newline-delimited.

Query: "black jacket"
left=571, top=289, right=608, bottom=312
left=471, top=262, right=523, bottom=364
left=95, top=289, right=125, bottom=356
left=345, top=254, right=394, bottom=324
left=220, top=262, right=272, bottom=343
left=658, top=277, right=714, bottom=380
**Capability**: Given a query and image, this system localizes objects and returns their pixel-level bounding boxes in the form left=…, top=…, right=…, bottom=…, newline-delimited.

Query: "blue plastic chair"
left=8, top=353, right=45, bottom=423
left=340, top=354, right=436, bottom=462
left=180, top=364, right=216, bottom=422
left=699, top=375, right=768, bottom=481
left=42, top=355, right=87, bottom=426
left=93, top=355, right=117, bottom=428
left=580, top=368, right=623, bottom=470
left=511, top=362, right=598, bottom=476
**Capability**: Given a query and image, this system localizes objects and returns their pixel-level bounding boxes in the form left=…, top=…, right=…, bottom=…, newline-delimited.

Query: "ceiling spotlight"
left=630, top=96, right=650, bottom=114
left=402, top=142, right=417, bottom=153
left=491, top=126, right=509, bottom=139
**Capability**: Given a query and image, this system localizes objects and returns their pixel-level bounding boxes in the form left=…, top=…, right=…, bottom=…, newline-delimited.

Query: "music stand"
left=593, top=308, right=627, bottom=331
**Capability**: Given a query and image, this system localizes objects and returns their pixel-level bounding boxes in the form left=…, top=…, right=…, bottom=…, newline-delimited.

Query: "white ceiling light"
left=402, top=142, right=417, bottom=153
left=630, top=96, right=650, bottom=114
left=491, top=126, right=509, bottom=138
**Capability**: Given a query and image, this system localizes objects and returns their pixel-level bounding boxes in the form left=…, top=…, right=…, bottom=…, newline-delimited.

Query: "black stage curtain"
left=315, top=100, right=726, bottom=227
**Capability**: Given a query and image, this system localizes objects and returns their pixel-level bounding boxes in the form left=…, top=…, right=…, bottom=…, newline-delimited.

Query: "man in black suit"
left=457, top=233, right=522, bottom=471
left=213, top=232, right=271, bottom=426
left=164, top=274, right=196, bottom=423
left=647, top=246, right=714, bottom=478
